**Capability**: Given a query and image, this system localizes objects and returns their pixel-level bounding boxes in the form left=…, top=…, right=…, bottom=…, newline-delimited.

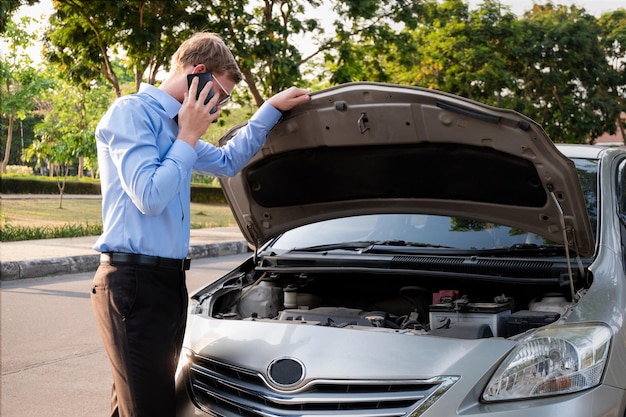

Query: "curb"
left=1, top=240, right=251, bottom=281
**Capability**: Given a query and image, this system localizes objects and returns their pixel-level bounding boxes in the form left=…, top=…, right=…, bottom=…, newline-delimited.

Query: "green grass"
left=0, top=198, right=236, bottom=242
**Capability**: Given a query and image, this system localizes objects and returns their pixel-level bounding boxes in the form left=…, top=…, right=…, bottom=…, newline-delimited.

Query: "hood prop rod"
left=549, top=189, right=581, bottom=302
left=245, top=222, right=260, bottom=265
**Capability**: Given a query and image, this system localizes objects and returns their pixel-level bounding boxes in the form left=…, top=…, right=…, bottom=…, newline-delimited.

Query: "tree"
left=331, top=0, right=624, bottom=144
left=0, top=16, right=51, bottom=173
left=320, top=0, right=525, bottom=105
left=507, top=4, right=622, bottom=143
left=36, top=75, right=111, bottom=175
left=322, top=0, right=425, bottom=84
left=598, top=9, right=626, bottom=145
left=42, top=0, right=330, bottom=104
left=47, top=134, right=74, bottom=208
left=43, top=0, right=206, bottom=96
left=21, top=136, right=51, bottom=175
left=372, top=0, right=520, bottom=103
left=27, top=75, right=112, bottom=205
left=205, top=0, right=319, bottom=104
left=15, top=0, right=626, bottom=147
left=0, top=0, right=37, bottom=33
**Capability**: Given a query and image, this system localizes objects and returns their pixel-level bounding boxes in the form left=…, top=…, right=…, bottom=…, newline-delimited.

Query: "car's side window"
left=618, top=159, right=626, bottom=224
left=573, top=158, right=599, bottom=237
left=617, top=158, right=626, bottom=271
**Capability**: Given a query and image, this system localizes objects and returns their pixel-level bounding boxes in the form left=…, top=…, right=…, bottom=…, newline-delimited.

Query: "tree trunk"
left=56, top=165, right=69, bottom=209
left=1, top=114, right=14, bottom=174
left=242, top=70, right=265, bottom=108
left=78, top=156, right=84, bottom=178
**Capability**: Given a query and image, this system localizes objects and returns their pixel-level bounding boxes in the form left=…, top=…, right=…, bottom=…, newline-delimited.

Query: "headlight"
left=482, top=323, right=611, bottom=401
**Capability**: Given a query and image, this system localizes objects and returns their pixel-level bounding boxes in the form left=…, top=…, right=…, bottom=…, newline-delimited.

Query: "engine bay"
left=198, top=260, right=585, bottom=339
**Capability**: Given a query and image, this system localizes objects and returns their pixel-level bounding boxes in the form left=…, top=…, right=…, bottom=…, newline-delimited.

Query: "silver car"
left=175, top=83, right=626, bottom=417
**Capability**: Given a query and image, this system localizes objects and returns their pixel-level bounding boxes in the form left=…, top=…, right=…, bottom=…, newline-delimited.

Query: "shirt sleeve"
left=193, top=101, right=282, bottom=177
left=96, top=97, right=198, bottom=216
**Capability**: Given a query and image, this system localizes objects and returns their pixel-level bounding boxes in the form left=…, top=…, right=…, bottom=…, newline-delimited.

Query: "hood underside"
left=219, top=82, right=594, bottom=256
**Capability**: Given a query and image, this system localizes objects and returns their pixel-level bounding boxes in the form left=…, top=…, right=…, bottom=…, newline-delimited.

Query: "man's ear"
left=192, top=64, right=206, bottom=74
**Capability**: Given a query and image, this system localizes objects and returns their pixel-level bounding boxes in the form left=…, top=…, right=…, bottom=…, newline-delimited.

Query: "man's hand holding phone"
left=177, top=74, right=221, bottom=147
left=187, top=73, right=218, bottom=112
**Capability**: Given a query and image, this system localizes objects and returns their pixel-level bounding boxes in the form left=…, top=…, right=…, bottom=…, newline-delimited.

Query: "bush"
left=0, top=176, right=226, bottom=203
left=0, top=176, right=101, bottom=194
left=6, top=165, right=33, bottom=175
left=0, top=222, right=103, bottom=242
left=190, top=185, right=227, bottom=204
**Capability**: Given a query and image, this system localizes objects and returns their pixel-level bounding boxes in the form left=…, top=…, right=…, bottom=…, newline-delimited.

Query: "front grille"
left=185, top=353, right=458, bottom=417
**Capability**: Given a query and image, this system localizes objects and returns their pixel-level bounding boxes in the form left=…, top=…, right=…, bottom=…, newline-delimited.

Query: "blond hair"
left=171, top=32, right=243, bottom=83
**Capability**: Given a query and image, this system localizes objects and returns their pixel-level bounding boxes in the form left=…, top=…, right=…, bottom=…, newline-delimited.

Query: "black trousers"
left=91, top=263, right=188, bottom=417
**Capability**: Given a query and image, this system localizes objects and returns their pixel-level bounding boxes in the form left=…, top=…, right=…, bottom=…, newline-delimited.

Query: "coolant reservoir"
left=283, top=285, right=298, bottom=309
left=528, top=293, right=571, bottom=315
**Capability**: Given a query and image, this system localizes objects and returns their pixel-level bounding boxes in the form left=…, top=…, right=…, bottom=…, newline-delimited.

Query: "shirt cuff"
left=170, top=137, right=198, bottom=165
left=250, top=101, right=283, bottom=128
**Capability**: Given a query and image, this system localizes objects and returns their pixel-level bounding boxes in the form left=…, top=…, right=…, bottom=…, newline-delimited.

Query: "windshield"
left=270, top=157, right=599, bottom=252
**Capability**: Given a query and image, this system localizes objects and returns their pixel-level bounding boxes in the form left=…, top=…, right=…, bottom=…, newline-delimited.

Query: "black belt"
left=100, top=252, right=190, bottom=271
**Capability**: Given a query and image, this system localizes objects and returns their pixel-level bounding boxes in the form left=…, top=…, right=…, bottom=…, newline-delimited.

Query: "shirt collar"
left=138, top=83, right=181, bottom=119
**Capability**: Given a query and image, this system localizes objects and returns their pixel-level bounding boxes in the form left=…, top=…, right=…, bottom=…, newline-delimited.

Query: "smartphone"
left=187, top=72, right=217, bottom=114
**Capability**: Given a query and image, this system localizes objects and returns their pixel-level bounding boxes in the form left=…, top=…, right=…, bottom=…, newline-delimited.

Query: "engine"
left=206, top=271, right=572, bottom=339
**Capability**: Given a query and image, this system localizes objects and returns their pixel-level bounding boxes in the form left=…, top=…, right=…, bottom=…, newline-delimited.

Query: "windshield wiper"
left=292, top=240, right=454, bottom=253
left=472, top=243, right=566, bottom=256
left=290, top=241, right=567, bottom=257
left=367, top=240, right=455, bottom=250
left=291, top=241, right=377, bottom=252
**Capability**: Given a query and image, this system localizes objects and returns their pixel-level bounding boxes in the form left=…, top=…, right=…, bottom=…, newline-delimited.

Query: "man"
left=90, top=32, right=310, bottom=417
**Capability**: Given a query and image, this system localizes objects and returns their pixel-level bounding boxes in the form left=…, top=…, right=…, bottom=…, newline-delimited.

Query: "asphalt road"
left=0, top=253, right=250, bottom=417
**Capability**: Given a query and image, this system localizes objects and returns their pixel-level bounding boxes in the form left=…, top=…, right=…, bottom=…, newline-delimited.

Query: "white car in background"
left=175, top=82, right=626, bottom=417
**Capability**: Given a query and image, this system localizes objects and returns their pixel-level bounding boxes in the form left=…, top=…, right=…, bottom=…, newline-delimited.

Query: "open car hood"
left=218, top=82, right=594, bottom=256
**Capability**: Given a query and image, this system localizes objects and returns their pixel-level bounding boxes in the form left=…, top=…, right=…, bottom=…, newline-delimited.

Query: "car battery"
left=507, top=310, right=560, bottom=336
left=429, top=301, right=511, bottom=337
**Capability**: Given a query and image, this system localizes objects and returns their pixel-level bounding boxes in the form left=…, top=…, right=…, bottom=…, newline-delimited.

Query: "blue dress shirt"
left=93, top=83, right=282, bottom=259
